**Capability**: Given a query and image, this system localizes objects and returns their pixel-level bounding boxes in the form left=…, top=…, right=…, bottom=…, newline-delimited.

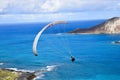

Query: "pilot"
left=71, top=56, right=75, bottom=62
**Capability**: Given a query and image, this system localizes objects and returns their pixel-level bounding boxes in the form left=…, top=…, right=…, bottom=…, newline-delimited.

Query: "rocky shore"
left=0, top=68, right=36, bottom=80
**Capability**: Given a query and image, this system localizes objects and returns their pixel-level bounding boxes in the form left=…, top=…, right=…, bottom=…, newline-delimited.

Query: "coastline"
left=0, top=68, right=36, bottom=80
left=68, top=31, right=120, bottom=35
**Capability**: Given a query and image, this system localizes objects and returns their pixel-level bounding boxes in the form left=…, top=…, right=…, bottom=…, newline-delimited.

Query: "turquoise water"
left=0, top=21, right=120, bottom=80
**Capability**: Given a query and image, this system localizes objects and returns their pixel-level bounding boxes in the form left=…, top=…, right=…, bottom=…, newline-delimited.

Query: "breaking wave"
left=5, top=65, right=57, bottom=80
left=34, top=65, right=57, bottom=80
left=6, top=68, right=34, bottom=73
left=0, top=63, right=4, bottom=65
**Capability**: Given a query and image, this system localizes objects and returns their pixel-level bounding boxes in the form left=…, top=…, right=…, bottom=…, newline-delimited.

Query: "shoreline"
left=0, top=68, right=36, bottom=80
left=0, top=65, right=57, bottom=80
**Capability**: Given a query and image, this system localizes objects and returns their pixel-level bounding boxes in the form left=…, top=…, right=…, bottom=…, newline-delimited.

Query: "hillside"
left=70, top=17, right=120, bottom=34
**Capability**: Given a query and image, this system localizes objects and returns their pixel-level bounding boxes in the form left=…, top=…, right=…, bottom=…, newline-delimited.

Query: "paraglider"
left=32, top=21, right=75, bottom=62
left=33, top=21, right=67, bottom=56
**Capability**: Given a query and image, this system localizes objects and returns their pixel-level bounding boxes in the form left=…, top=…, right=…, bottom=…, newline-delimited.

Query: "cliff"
left=70, top=17, right=120, bottom=34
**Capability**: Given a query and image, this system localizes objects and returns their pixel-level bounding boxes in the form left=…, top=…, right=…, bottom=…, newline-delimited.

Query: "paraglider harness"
left=71, top=56, right=75, bottom=62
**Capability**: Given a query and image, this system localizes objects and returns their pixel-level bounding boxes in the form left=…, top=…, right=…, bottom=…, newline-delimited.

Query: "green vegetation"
left=0, top=69, right=19, bottom=80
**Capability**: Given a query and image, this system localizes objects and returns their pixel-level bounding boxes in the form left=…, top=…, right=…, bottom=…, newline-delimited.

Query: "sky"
left=0, top=0, right=120, bottom=24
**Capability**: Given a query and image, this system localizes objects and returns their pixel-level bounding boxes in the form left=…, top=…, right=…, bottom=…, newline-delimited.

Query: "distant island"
left=112, top=40, right=120, bottom=44
left=70, top=17, right=120, bottom=34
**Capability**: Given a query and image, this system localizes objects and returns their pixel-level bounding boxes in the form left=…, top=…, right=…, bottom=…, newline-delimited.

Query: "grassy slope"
left=0, top=69, right=19, bottom=80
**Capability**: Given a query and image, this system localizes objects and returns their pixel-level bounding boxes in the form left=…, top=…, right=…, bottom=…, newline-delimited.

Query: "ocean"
left=0, top=20, right=120, bottom=80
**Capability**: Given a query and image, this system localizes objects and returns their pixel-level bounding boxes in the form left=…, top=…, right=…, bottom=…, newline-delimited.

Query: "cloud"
left=41, top=0, right=61, bottom=12
left=118, top=3, right=120, bottom=6
left=0, top=0, right=120, bottom=24
left=0, top=0, right=9, bottom=12
left=0, top=13, right=73, bottom=23
left=2, top=0, right=43, bottom=13
left=1, top=11, right=120, bottom=24
left=0, top=0, right=120, bottom=14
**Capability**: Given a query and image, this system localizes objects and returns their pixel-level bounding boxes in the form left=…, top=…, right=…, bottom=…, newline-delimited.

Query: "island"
left=70, top=17, right=120, bottom=34
left=112, top=40, right=120, bottom=44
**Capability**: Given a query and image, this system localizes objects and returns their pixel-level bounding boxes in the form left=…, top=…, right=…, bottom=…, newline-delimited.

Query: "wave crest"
left=6, top=68, right=34, bottom=73
left=46, top=65, right=57, bottom=71
left=0, top=63, right=4, bottom=65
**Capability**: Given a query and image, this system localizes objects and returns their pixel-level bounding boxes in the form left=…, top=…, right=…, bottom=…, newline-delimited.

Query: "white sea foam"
left=6, top=68, right=34, bottom=73
left=0, top=63, right=4, bottom=65
left=6, top=68, right=44, bottom=80
left=33, top=74, right=45, bottom=80
left=46, top=65, right=57, bottom=71
left=34, top=65, right=57, bottom=80
left=6, top=65, right=57, bottom=80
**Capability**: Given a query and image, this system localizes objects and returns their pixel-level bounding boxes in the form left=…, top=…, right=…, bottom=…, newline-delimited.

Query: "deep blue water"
left=0, top=20, right=120, bottom=80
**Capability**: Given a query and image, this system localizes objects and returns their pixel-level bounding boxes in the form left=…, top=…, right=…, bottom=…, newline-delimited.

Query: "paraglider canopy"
left=32, top=21, right=67, bottom=56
